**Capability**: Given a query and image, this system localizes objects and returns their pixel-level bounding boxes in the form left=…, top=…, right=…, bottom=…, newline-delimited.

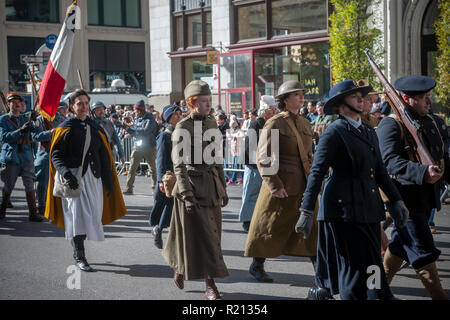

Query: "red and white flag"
left=39, top=1, right=80, bottom=120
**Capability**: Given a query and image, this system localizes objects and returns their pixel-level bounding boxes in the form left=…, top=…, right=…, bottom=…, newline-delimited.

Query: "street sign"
left=45, top=34, right=58, bottom=49
left=35, top=44, right=52, bottom=80
left=20, top=55, right=44, bottom=65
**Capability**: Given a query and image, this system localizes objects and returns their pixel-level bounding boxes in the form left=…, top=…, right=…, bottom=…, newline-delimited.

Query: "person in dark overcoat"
left=376, top=75, right=449, bottom=300
left=296, top=80, right=408, bottom=300
left=149, top=104, right=182, bottom=249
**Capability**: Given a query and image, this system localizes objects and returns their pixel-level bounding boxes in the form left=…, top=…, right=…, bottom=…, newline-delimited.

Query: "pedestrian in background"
left=226, top=115, right=245, bottom=185
left=162, top=80, right=229, bottom=300
left=122, top=100, right=158, bottom=194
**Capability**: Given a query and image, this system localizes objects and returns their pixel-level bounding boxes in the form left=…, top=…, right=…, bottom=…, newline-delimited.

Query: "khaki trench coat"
left=162, top=112, right=229, bottom=280
left=245, top=111, right=318, bottom=258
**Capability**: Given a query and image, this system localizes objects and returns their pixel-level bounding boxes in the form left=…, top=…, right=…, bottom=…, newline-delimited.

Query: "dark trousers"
left=149, top=184, right=174, bottom=229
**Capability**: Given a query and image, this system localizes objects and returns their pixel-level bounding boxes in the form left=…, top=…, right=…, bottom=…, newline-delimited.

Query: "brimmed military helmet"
left=275, top=80, right=305, bottom=99
left=90, top=101, right=105, bottom=111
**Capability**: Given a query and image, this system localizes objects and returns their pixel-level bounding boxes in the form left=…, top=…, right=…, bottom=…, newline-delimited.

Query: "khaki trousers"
left=125, top=146, right=157, bottom=190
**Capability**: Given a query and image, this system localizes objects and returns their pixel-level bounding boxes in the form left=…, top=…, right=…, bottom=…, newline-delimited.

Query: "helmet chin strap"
left=343, top=102, right=363, bottom=114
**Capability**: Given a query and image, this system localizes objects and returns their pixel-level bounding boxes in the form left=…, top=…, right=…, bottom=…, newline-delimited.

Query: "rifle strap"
left=388, top=114, right=418, bottom=162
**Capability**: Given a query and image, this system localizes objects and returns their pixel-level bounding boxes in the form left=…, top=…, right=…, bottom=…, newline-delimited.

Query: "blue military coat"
left=92, top=116, right=125, bottom=159
left=0, top=113, right=42, bottom=164
left=376, top=115, right=450, bottom=213
left=156, top=125, right=175, bottom=182
left=33, top=114, right=65, bottom=167
left=301, top=116, right=402, bottom=224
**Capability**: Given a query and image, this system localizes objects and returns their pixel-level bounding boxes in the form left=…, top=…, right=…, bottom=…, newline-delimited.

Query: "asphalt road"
left=0, top=175, right=449, bottom=301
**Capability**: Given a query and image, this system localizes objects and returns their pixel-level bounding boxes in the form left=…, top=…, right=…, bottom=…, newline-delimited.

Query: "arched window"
left=421, top=0, right=439, bottom=76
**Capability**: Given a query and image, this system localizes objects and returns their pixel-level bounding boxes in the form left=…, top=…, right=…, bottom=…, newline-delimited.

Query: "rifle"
left=364, top=50, right=435, bottom=166
left=27, top=68, right=40, bottom=124
left=0, top=89, right=8, bottom=113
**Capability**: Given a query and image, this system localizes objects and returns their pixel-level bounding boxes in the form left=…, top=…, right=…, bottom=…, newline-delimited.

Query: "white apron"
left=62, top=166, right=104, bottom=241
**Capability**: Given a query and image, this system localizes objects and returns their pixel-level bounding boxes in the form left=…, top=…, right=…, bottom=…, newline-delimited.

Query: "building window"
left=89, top=41, right=146, bottom=92
left=237, top=3, right=267, bottom=41
left=7, top=36, right=45, bottom=92
left=272, top=0, right=328, bottom=35
left=6, top=0, right=59, bottom=23
left=172, top=0, right=211, bottom=50
left=87, top=0, right=141, bottom=28
left=184, top=57, right=214, bottom=87
left=233, top=0, right=328, bottom=42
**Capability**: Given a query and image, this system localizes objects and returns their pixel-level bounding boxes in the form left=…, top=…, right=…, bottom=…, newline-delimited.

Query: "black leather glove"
left=385, top=200, right=409, bottom=228
left=19, top=123, right=31, bottom=135
left=63, top=171, right=79, bottom=190
left=30, top=110, right=38, bottom=121
left=295, top=209, right=314, bottom=239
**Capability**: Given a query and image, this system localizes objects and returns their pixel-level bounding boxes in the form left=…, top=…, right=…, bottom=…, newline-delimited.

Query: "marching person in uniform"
left=90, top=101, right=125, bottom=165
left=377, top=75, right=449, bottom=300
left=0, top=92, right=43, bottom=222
left=149, top=104, right=182, bottom=249
left=296, top=80, right=408, bottom=300
left=244, top=80, right=323, bottom=293
left=162, top=80, right=229, bottom=300
left=33, top=101, right=67, bottom=217
left=45, top=89, right=127, bottom=272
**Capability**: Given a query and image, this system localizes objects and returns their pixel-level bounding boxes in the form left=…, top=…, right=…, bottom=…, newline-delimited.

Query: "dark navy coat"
left=149, top=125, right=175, bottom=229
left=301, top=116, right=401, bottom=223
left=376, top=115, right=450, bottom=213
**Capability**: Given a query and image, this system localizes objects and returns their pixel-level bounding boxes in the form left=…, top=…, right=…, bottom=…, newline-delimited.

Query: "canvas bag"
left=53, top=125, right=91, bottom=198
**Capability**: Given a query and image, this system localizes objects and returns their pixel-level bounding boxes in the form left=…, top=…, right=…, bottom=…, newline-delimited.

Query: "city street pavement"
left=0, top=175, right=449, bottom=300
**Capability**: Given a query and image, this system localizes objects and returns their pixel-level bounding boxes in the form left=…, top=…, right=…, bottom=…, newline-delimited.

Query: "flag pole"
left=76, top=64, right=84, bottom=90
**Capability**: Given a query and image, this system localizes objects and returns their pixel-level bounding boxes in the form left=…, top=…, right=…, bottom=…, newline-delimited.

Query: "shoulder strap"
left=388, top=113, right=418, bottom=162
left=285, top=117, right=311, bottom=176
left=77, top=125, right=91, bottom=182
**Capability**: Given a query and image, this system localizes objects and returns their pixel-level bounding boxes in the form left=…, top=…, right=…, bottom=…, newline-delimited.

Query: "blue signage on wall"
left=45, top=34, right=58, bottom=49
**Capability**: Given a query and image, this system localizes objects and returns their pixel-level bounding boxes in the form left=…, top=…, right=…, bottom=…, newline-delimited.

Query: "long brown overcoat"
left=162, top=112, right=229, bottom=280
left=245, top=111, right=318, bottom=258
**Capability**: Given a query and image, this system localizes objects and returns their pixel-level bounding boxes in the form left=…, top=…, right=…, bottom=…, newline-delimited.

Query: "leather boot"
left=72, top=235, right=93, bottom=272
left=173, top=269, right=184, bottom=290
left=205, top=278, right=222, bottom=300
left=25, top=191, right=43, bottom=222
left=415, top=262, right=448, bottom=300
left=249, top=258, right=273, bottom=283
left=306, top=287, right=334, bottom=300
left=1, top=190, right=11, bottom=219
left=383, top=248, right=404, bottom=285
left=152, top=226, right=163, bottom=249
left=73, top=249, right=94, bottom=272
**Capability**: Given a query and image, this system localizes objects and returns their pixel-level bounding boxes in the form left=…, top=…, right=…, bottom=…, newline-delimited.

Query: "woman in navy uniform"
left=376, top=76, right=449, bottom=300
left=296, top=80, right=408, bottom=300
left=149, top=104, right=182, bottom=249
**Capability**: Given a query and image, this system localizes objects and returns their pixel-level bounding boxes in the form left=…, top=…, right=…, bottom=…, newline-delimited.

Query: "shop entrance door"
left=218, top=50, right=253, bottom=120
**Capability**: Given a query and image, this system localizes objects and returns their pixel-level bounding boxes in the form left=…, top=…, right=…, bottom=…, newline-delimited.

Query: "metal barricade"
left=114, top=136, right=246, bottom=176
